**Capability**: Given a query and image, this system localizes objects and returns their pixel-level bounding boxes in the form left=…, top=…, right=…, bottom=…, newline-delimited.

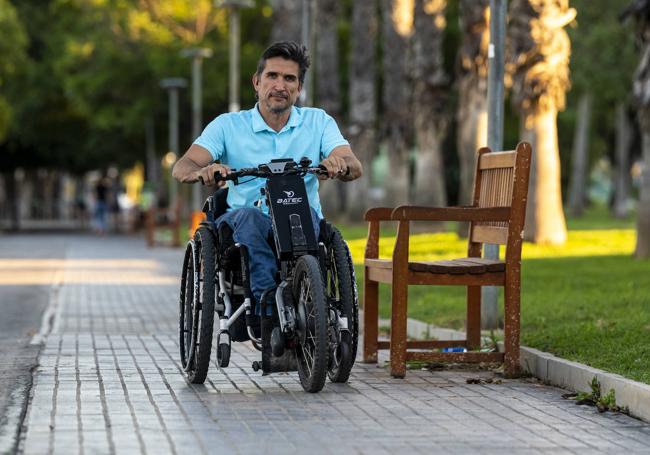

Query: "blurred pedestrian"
left=93, top=176, right=109, bottom=234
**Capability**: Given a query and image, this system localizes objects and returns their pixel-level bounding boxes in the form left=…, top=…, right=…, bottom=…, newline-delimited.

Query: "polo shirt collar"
left=251, top=103, right=302, bottom=133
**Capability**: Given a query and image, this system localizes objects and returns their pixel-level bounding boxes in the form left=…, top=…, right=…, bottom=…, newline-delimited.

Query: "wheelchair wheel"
left=293, top=255, right=329, bottom=393
left=184, top=227, right=216, bottom=384
left=325, top=227, right=359, bottom=383
left=179, top=241, right=194, bottom=371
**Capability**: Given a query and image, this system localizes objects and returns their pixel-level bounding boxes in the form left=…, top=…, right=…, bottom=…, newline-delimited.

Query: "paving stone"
left=13, top=235, right=650, bottom=454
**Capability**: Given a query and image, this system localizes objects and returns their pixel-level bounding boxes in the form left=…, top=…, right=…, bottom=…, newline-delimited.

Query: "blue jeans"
left=94, top=201, right=108, bottom=233
left=215, top=207, right=321, bottom=314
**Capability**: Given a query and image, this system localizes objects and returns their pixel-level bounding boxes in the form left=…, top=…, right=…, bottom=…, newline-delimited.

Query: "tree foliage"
left=0, top=0, right=642, bottom=200
left=1, top=0, right=270, bottom=173
left=0, top=0, right=27, bottom=142
left=564, top=0, right=637, bottom=165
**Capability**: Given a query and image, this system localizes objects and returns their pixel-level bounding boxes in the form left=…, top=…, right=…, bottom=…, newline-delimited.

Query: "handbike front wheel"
left=293, top=255, right=329, bottom=393
left=325, top=227, right=359, bottom=383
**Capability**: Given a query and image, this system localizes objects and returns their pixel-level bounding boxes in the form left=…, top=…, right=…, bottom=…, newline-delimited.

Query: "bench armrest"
left=364, top=207, right=393, bottom=222
left=391, top=205, right=511, bottom=222
left=363, top=207, right=394, bottom=260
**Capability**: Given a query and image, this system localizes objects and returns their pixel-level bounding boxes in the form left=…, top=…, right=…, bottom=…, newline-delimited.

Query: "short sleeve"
left=193, top=115, right=227, bottom=161
left=320, top=114, right=349, bottom=159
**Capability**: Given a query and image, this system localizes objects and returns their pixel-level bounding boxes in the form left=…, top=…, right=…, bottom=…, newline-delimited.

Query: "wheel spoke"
left=301, top=344, right=313, bottom=376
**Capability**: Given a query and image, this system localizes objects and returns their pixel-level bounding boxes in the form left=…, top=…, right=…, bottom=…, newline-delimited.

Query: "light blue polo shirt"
left=193, top=104, right=349, bottom=219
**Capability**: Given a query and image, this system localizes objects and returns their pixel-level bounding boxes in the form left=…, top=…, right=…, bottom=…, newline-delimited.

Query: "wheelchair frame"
left=180, top=158, right=359, bottom=392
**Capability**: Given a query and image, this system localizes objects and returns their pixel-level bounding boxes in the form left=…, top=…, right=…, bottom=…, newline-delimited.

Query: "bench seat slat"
left=367, top=257, right=505, bottom=275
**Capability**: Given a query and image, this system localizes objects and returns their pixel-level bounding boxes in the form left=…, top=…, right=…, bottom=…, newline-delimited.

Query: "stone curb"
left=376, top=315, right=650, bottom=423
left=519, top=346, right=650, bottom=423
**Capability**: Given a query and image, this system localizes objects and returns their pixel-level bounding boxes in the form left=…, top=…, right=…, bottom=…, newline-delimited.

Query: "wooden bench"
left=145, top=200, right=182, bottom=248
left=362, top=142, right=532, bottom=378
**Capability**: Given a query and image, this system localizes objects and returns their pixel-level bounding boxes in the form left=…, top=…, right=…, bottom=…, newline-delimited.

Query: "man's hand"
left=319, top=155, right=350, bottom=180
left=191, top=163, right=231, bottom=187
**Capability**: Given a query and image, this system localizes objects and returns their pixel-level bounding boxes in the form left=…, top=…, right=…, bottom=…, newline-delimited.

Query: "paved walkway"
left=10, top=235, right=650, bottom=454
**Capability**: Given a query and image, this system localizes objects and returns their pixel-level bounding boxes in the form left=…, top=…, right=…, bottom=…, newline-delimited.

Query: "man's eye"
left=286, top=76, right=296, bottom=82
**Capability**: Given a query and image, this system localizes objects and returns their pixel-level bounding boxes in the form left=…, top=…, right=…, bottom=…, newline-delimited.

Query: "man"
left=172, top=41, right=362, bottom=313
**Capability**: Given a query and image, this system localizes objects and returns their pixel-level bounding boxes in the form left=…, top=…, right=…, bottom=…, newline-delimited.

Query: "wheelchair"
left=179, top=158, right=358, bottom=393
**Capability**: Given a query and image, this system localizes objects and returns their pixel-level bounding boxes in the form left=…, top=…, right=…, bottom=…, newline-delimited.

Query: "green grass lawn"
left=339, top=206, right=650, bottom=384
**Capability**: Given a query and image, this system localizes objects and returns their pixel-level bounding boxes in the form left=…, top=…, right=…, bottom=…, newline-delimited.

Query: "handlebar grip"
left=198, top=172, right=226, bottom=186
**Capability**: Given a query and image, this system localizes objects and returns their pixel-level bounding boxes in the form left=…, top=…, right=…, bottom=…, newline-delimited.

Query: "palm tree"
left=381, top=0, right=414, bottom=207
left=456, top=0, right=489, bottom=207
left=622, top=0, right=650, bottom=257
left=345, top=0, right=379, bottom=220
left=507, top=0, right=575, bottom=244
left=412, top=0, right=448, bottom=207
left=314, top=0, right=343, bottom=215
left=270, top=0, right=302, bottom=43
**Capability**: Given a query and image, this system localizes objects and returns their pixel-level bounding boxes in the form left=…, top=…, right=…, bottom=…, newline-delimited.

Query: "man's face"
left=253, top=57, right=301, bottom=115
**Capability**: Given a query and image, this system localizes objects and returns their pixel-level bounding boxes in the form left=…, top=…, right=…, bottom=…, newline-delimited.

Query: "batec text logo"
left=277, top=190, right=302, bottom=205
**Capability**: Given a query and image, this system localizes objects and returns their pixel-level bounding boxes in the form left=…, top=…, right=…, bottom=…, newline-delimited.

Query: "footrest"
left=260, top=315, right=297, bottom=374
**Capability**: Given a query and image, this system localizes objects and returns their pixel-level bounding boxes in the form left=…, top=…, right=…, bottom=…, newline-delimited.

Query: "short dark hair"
left=256, top=41, right=310, bottom=85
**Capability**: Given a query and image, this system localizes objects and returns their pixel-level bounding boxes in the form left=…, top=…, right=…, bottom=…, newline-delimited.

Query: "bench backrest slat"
left=469, top=145, right=531, bottom=251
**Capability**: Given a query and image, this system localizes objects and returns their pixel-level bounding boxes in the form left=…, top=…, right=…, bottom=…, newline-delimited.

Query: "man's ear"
left=252, top=73, right=259, bottom=90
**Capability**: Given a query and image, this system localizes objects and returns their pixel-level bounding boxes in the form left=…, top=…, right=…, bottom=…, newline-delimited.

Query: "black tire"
left=186, top=227, right=216, bottom=384
left=293, top=255, right=329, bottom=393
left=179, top=242, right=194, bottom=370
left=325, top=227, right=359, bottom=383
left=217, top=342, right=231, bottom=368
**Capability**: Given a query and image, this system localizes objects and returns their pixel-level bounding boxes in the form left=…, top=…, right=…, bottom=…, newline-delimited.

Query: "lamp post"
left=216, top=0, right=254, bottom=113
left=483, top=0, right=507, bottom=329
left=181, top=47, right=213, bottom=210
left=160, top=77, right=188, bottom=209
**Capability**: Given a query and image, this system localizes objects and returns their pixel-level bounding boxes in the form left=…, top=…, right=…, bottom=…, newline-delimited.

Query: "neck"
left=258, top=104, right=291, bottom=132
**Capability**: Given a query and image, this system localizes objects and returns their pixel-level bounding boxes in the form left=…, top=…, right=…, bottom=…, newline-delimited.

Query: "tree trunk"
left=344, top=0, right=378, bottom=220
left=457, top=0, right=489, bottom=208
left=381, top=0, right=413, bottom=207
left=567, top=92, right=592, bottom=217
left=20, top=171, right=34, bottom=222
left=43, top=170, right=56, bottom=220
left=315, top=0, right=340, bottom=116
left=636, top=115, right=650, bottom=258
left=457, top=87, right=488, bottom=206
left=5, top=171, right=19, bottom=231
left=614, top=102, right=632, bottom=219
left=315, top=0, right=343, bottom=216
left=507, top=0, right=574, bottom=245
left=145, top=117, right=159, bottom=184
left=412, top=0, right=447, bottom=207
left=521, top=108, right=568, bottom=244
left=270, top=0, right=303, bottom=44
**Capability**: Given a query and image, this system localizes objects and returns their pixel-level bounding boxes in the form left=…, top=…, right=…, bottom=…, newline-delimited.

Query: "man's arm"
left=319, top=145, right=363, bottom=182
left=172, top=144, right=231, bottom=186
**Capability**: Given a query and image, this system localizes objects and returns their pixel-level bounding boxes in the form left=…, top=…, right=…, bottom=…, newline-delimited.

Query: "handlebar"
left=199, top=162, right=332, bottom=186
